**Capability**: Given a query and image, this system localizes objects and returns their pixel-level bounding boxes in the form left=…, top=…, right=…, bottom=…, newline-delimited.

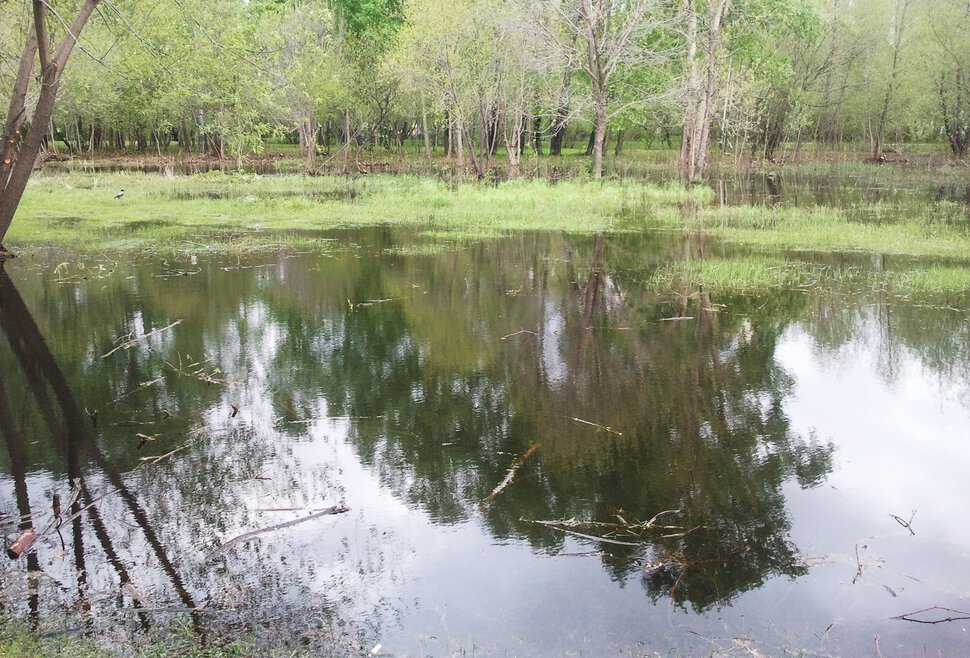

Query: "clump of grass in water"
left=649, top=257, right=817, bottom=292
left=12, top=173, right=706, bottom=255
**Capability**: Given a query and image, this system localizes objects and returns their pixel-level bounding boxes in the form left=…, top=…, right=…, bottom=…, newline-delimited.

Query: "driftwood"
left=6, top=529, right=37, bottom=559
left=102, top=319, right=183, bottom=359
left=892, top=606, right=970, bottom=624
left=566, top=416, right=623, bottom=436
left=7, top=480, right=109, bottom=560
left=482, top=443, right=541, bottom=505
left=890, top=509, right=916, bottom=535
left=524, top=509, right=686, bottom=547
left=204, top=505, right=350, bottom=561
left=499, top=329, right=538, bottom=341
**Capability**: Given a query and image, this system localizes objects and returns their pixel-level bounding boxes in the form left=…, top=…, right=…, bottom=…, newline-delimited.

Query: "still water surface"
left=1, top=229, right=969, bottom=655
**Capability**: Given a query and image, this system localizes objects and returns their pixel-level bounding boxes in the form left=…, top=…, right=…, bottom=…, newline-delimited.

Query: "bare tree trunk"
left=454, top=113, right=465, bottom=170
left=873, top=0, right=911, bottom=161
left=343, top=110, right=351, bottom=172
left=679, top=0, right=731, bottom=182
left=0, top=0, right=102, bottom=256
left=420, top=92, right=432, bottom=169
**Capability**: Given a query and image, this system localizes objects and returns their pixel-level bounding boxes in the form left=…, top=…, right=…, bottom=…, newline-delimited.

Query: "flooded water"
left=1, top=229, right=970, bottom=656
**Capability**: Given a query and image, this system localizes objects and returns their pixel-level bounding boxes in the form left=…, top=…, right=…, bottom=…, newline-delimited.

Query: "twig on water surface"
left=529, top=522, right=642, bottom=547
left=347, top=298, right=395, bottom=310
left=564, top=416, right=623, bottom=436
left=499, top=329, right=538, bottom=341
left=92, top=378, right=164, bottom=417
left=8, top=480, right=113, bottom=560
left=658, top=316, right=694, bottom=322
left=163, top=353, right=226, bottom=385
left=852, top=543, right=864, bottom=584
left=204, top=505, right=350, bottom=562
left=101, top=319, right=183, bottom=359
left=891, top=606, right=970, bottom=624
left=154, top=265, right=201, bottom=279
left=890, top=509, right=916, bottom=535
left=481, top=443, right=541, bottom=506
left=523, top=509, right=687, bottom=547
left=138, top=427, right=207, bottom=465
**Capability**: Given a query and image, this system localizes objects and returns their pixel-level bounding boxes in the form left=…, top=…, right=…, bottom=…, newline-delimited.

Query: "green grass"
left=11, top=172, right=709, bottom=255
left=649, top=257, right=816, bottom=292
left=9, top=165, right=970, bottom=296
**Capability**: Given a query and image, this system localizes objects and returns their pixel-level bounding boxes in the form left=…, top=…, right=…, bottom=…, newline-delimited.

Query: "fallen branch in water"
left=565, top=416, right=622, bottom=436
left=499, top=329, right=538, bottom=341
left=204, top=505, right=350, bottom=561
left=92, top=378, right=164, bottom=417
left=530, top=522, right=642, bottom=547
left=8, top=480, right=112, bottom=560
left=891, top=606, right=970, bottom=624
left=890, top=509, right=916, bottom=535
left=523, top=509, right=686, bottom=547
left=102, top=320, right=183, bottom=359
left=481, top=443, right=541, bottom=506
left=852, top=544, right=864, bottom=584
left=163, top=354, right=225, bottom=385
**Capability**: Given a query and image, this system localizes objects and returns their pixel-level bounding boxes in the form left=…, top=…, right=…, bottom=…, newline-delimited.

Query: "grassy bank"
left=8, top=168, right=970, bottom=296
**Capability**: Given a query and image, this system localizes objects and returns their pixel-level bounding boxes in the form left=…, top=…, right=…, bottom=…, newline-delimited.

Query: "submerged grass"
left=9, top=168, right=970, bottom=295
left=12, top=172, right=708, bottom=255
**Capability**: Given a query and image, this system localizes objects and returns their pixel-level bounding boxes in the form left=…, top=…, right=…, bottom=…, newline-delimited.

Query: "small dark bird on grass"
left=114, top=189, right=125, bottom=199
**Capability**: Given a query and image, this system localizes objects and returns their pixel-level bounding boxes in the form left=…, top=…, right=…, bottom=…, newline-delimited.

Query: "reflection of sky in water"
left=3, top=239, right=970, bottom=656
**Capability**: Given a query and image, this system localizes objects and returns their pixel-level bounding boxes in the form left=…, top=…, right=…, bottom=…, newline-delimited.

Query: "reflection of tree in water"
left=0, top=265, right=383, bottom=652
left=318, top=232, right=835, bottom=611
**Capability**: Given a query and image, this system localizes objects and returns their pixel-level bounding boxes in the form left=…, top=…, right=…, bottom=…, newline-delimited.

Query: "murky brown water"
left=1, top=228, right=969, bottom=655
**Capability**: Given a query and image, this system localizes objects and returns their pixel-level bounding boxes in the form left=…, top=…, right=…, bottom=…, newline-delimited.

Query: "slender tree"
left=1, top=0, right=102, bottom=257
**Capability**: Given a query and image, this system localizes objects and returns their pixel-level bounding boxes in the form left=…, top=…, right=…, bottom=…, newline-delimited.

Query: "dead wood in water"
left=890, top=509, right=916, bottom=535
left=6, top=529, right=37, bottom=559
left=204, top=505, right=350, bottom=561
left=481, top=443, right=541, bottom=506
left=101, top=319, right=182, bottom=359
left=892, top=606, right=970, bottom=624
left=565, top=416, right=623, bottom=436
left=499, top=329, right=538, bottom=340
left=524, top=510, right=686, bottom=548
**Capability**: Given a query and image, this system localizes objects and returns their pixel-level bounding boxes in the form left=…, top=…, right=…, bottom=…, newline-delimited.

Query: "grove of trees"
left=1, top=0, right=969, bottom=188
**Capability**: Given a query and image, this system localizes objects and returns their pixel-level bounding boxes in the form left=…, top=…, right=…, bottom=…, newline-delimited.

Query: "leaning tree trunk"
left=0, top=0, right=103, bottom=257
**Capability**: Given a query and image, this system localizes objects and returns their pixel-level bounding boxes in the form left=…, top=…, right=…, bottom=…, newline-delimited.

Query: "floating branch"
left=6, top=530, right=37, bottom=560
left=529, top=521, right=641, bottom=547
left=524, top=509, right=686, bottom=547
left=659, top=316, right=694, bottom=322
left=482, top=443, right=541, bottom=505
left=892, top=606, right=970, bottom=624
left=163, top=353, right=225, bottom=385
left=102, top=319, right=183, bottom=359
left=564, top=416, right=623, bottom=436
left=7, top=480, right=111, bottom=560
left=347, top=298, right=396, bottom=310
left=95, top=377, right=164, bottom=415
left=852, top=543, right=864, bottom=584
left=205, top=505, right=350, bottom=561
left=154, top=266, right=201, bottom=279
left=499, top=329, right=538, bottom=341
left=890, top=509, right=916, bottom=535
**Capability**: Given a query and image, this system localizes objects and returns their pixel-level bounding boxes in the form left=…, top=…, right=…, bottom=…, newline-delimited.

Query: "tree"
left=919, top=0, right=970, bottom=158
left=871, top=0, right=913, bottom=161
left=678, top=0, right=733, bottom=182
left=0, top=0, right=103, bottom=257
left=532, top=0, right=668, bottom=178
